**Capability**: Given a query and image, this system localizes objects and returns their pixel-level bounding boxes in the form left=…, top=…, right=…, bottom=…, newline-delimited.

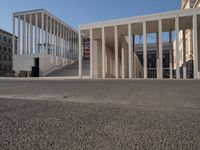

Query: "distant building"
left=135, top=42, right=170, bottom=78
left=0, top=28, right=17, bottom=76
left=13, top=9, right=78, bottom=77
left=174, top=0, right=200, bottom=79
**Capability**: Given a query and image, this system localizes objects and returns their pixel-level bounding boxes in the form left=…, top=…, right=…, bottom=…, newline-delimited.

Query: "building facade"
left=12, top=9, right=78, bottom=77
left=0, top=29, right=17, bottom=76
left=79, top=7, right=200, bottom=79
left=175, top=0, right=200, bottom=79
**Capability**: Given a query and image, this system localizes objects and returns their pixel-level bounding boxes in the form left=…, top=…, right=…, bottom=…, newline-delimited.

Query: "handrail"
left=120, top=35, right=144, bottom=78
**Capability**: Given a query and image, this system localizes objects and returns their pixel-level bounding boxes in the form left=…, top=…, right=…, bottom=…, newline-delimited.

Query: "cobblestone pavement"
left=0, top=79, right=200, bottom=149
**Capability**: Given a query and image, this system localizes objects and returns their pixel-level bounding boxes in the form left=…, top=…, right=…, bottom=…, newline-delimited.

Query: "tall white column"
left=69, top=30, right=72, bottom=62
left=41, top=12, right=44, bottom=54
left=13, top=16, right=16, bottom=56
left=17, top=16, right=20, bottom=55
left=67, top=28, right=69, bottom=60
left=29, top=14, right=33, bottom=54
left=193, top=15, right=198, bottom=79
left=53, top=20, right=56, bottom=56
left=175, top=17, right=180, bottom=79
left=169, top=30, right=173, bottom=79
left=23, top=15, right=27, bottom=55
left=114, top=25, right=119, bottom=78
left=158, top=19, right=163, bottom=79
left=79, top=30, right=82, bottom=78
left=128, top=23, right=133, bottom=78
left=45, top=14, right=48, bottom=54
left=58, top=23, right=60, bottom=57
left=143, top=21, right=147, bottom=79
left=72, top=31, right=74, bottom=60
left=121, top=48, right=125, bottom=79
left=90, top=29, right=93, bottom=78
left=102, top=27, right=106, bottom=78
left=183, top=29, right=187, bottom=79
left=65, top=28, right=67, bottom=59
left=156, top=32, right=160, bottom=78
left=35, top=13, right=38, bottom=54
left=49, top=18, right=52, bottom=55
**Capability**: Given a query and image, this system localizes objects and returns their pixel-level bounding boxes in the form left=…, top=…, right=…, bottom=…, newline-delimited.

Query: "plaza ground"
left=0, top=79, right=200, bottom=149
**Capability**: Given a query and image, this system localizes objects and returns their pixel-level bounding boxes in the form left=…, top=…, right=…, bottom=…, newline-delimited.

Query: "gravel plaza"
left=0, top=79, right=200, bottom=149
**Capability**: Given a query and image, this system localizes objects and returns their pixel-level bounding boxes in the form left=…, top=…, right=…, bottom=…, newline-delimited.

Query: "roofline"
left=79, top=7, right=200, bottom=30
left=13, top=9, right=78, bottom=33
left=0, top=28, right=15, bottom=37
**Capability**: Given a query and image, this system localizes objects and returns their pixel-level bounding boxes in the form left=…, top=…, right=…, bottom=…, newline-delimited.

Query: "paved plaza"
left=0, top=79, right=200, bottom=149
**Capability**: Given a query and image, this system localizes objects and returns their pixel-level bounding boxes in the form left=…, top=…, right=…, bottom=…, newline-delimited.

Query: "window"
left=0, top=46, right=1, bottom=51
left=4, top=64, right=6, bottom=71
left=4, top=37, right=6, bottom=42
left=0, top=35, right=1, bottom=40
left=9, top=65, right=12, bottom=71
left=9, top=48, right=11, bottom=52
left=9, top=56, right=11, bottom=61
left=4, top=47, right=6, bottom=51
left=9, top=38, right=11, bottom=43
left=4, top=55, right=6, bottom=61
left=0, top=54, right=1, bottom=60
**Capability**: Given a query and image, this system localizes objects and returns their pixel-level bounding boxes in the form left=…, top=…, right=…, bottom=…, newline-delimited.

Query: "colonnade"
left=79, top=8, right=200, bottom=79
left=13, top=9, right=78, bottom=62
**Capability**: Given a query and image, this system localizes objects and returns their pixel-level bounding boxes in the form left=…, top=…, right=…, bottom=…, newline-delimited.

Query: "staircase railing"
left=120, top=35, right=144, bottom=78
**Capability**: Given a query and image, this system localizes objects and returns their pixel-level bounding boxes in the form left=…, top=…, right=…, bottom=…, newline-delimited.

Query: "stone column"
left=128, top=23, right=133, bottom=78
left=49, top=18, right=52, bottom=55
left=159, top=19, right=163, bottom=79
left=102, top=27, right=106, bottom=78
left=90, top=29, right=93, bottom=78
left=23, top=15, right=27, bottom=54
left=41, top=12, right=44, bottom=54
left=193, top=15, right=199, bottom=79
left=183, top=29, right=187, bottom=79
left=121, top=47, right=125, bottom=79
left=114, top=25, right=119, bottom=78
left=18, top=15, right=20, bottom=55
left=35, top=13, right=38, bottom=54
left=175, top=17, right=180, bottom=79
left=13, top=15, right=16, bottom=56
left=156, top=32, right=159, bottom=78
left=78, top=30, right=82, bottom=78
left=143, top=21, right=147, bottom=79
left=45, top=15, right=48, bottom=54
left=53, top=20, right=56, bottom=56
left=169, top=30, right=173, bottom=79
left=30, top=14, right=33, bottom=54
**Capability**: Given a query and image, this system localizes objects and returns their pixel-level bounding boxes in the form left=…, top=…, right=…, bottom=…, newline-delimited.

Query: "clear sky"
left=0, top=0, right=180, bottom=33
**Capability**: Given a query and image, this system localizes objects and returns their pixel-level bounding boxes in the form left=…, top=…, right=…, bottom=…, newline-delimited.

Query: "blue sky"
left=0, top=0, right=180, bottom=33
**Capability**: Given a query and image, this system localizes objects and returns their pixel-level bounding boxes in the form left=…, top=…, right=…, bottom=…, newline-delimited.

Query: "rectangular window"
left=9, top=38, right=11, bottom=43
left=9, top=65, right=12, bottom=71
left=4, top=47, right=6, bottom=51
left=4, top=55, right=6, bottom=61
left=0, top=46, right=1, bottom=51
left=4, top=37, right=6, bottom=42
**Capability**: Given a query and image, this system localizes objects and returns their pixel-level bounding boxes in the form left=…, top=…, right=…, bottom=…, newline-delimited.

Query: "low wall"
left=13, top=54, right=70, bottom=77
